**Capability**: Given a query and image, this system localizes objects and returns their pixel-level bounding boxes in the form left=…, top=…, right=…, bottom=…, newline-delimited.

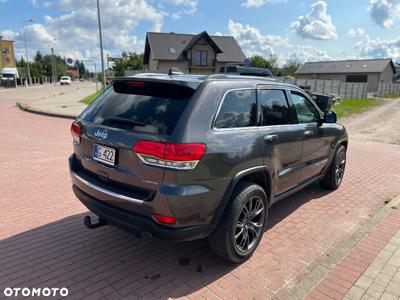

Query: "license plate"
left=93, top=144, right=116, bottom=165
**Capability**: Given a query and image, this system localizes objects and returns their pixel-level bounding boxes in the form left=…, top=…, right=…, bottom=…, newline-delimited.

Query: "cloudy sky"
left=1, top=0, right=400, bottom=69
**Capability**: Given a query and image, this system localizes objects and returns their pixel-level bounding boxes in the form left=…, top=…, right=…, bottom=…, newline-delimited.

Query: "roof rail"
left=204, top=74, right=277, bottom=82
left=203, top=74, right=229, bottom=80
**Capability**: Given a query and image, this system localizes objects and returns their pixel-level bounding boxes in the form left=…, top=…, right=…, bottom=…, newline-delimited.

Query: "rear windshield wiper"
left=102, top=117, right=146, bottom=127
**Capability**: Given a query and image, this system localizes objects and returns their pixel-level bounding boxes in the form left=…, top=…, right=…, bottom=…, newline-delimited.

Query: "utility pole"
left=96, top=0, right=106, bottom=90
left=51, top=47, right=56, bottom=83
left=94, top=62, right=98, bottom=92
left=0, top=36, right=3, bottom=70
left=23, top=19, right=34, bottom=86
left=76, top=60, right=80, bottom=80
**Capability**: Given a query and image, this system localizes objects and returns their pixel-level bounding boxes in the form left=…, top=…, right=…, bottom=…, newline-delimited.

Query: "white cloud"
left=291, top=1, right=337, bottom=40
left=0, top=29, right=15, bottom=40
left=241, top=0, right=287, bottom=8
left=31, top=0, right=38, bottom=7
left=347, top=27, right=366, bottom=38
left=227, top=20, right=330, bottom=64
left=167, top=0, right=198, bottom=19
left=4, top=0, right=165, bottom=68
left=368, top=0, right=400, bottom=28
left=357, top=35, right=400, bottom=60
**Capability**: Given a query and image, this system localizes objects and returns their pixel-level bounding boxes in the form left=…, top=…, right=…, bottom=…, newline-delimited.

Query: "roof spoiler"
left=109, top=76, right=201, bottom=90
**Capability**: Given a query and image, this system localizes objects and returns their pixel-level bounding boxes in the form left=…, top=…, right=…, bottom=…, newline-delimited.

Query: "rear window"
left=81, top=81, right=194, bottom=135
left=226, top=66, right=238, bottom=73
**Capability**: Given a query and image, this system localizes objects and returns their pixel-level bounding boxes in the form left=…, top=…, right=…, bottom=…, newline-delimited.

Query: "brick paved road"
left=1, top=96, right=400, bottom=299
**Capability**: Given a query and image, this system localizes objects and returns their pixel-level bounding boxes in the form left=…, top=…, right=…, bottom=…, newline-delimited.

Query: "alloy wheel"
left=335, top=150, right=346, bottom=185
left=234, top=196, right=265, bottom=254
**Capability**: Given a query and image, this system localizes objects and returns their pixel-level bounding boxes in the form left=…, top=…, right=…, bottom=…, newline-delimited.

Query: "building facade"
left=144, top=31, right=246, bottom=74
left=0, top=38, right=16, bottom=70
left=295, top=59, right=396, bottom=92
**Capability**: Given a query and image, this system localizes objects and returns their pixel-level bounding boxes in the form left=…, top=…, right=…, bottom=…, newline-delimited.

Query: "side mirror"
left=324, top=110, right=337, bottom=123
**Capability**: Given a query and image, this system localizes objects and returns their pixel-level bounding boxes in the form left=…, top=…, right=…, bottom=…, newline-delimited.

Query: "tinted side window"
left=258, top=89, right=291, bottom=126
left=215, top=90, right=257, bottom=129
left=290, top=91, right=320, bottom=123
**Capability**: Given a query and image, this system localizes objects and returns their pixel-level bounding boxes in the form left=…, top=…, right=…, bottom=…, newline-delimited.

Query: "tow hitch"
left=84, top=215, right=108, bottom=229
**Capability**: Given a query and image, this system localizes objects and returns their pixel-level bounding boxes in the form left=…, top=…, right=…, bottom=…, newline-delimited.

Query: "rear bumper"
left=73, top=184, right=210, bottom=241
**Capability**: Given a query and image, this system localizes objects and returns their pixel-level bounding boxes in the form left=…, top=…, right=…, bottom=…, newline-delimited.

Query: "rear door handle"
left=304, top=130, right=314, bottom=137
left=264, top=134, right=278, bottom=141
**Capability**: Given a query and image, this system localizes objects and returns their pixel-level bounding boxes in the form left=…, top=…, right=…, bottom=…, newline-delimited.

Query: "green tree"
left=16, top=53, right=68, bottom=79
left=73, top=60, right=87, bottom=79
left=34, top=51, right=43, bottom=62
left=114, top=52, right=144, bottom=76
left=250, top=54, right=279, bottom=75
left=250, top=55, right=269, bottom=68
left=281, top=59, right=302, bottom=77
left=17, top=56, right=26, bottom=68
left=266, top=54, right=279, bottom=75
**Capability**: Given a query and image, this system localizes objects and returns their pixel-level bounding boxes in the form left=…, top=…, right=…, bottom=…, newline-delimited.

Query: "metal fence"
left=376, top=82, right=400, bottom=97
left=0, top=76, right=55, bottom=89
left=278, top=78, right=368, bottom=99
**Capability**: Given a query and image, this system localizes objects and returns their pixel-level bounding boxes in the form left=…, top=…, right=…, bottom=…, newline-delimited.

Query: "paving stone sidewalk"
left=345, top=228, right=400, bottom=300
left=0, top=82, right=96, bottom=118
left=306, top=207, right=400, bottom=300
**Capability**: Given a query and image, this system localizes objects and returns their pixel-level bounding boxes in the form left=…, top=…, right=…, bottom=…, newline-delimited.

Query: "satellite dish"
left=66, top=58, right=73, bottom=64
left=244, top=58, right=251, bottom=67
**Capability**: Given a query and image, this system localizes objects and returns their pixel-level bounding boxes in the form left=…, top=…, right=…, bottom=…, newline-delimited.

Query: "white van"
left=1, top=68, right=19, bottom=88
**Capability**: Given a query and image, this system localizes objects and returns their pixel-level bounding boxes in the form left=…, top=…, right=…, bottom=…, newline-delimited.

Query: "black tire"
left=320, top=145, right=347, bottom=190
left=207, top=181, right=268, bottom=263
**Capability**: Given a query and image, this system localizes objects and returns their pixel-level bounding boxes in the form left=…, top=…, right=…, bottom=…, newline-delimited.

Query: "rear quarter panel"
left=162, top=81, right=265, bottom=225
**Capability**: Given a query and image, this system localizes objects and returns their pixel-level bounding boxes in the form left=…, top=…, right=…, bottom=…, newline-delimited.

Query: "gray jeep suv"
left=69, top=74, right=347, bottom=263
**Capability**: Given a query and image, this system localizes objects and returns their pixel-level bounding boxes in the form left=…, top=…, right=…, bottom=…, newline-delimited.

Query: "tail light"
left=154, top=214, right=176, bottom=225
left=133, top=140, right=206, bottom=170
left=71, top=122, right=82, bottom=144
left=127, top=81, right=145, bottom=87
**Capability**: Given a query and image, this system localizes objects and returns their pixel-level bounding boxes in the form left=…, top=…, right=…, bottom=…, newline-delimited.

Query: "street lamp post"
left=82, top=60, right=98, bottom=92
left=96, top=0, right=106, bottom=90
left=51, top=47, right=57, bottom=83
left=48, top=38, right=57, bottom=84
left=23, top=19, right=34, bottom=86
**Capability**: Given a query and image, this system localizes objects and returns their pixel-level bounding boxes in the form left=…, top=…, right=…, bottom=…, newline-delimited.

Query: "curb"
left=16, top=102, right=78, bottom=120
left=280, top=193, right=400, bottom=300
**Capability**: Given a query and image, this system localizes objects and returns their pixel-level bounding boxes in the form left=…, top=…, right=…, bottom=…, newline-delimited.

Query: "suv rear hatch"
left=71, top=78, right=199, bottom=204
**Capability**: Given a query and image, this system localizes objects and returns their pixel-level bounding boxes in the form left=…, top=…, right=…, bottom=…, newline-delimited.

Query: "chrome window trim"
left=212, top=87, right=257, bottom=132
left=71, top=171, right=145, bottom=204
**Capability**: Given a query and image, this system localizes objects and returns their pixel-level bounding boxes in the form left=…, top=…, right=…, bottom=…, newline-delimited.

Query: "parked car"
left=60, top=76, right=72, bottom=85
left=219, top=65, right=273, bottom=78
left=69, top=74, right=348, bottom=263
left=1, top=67, right=19, bottom=88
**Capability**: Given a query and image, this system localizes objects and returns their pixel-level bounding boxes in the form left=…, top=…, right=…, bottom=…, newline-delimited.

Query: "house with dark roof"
left=295, top=58, right=396, bottom=92
left=144, top=31, right=246, bottom=74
